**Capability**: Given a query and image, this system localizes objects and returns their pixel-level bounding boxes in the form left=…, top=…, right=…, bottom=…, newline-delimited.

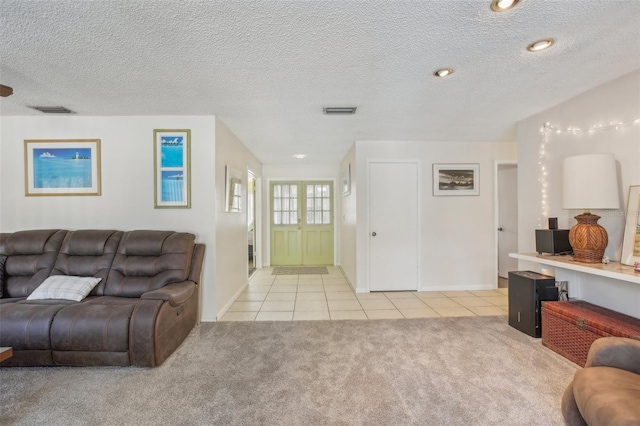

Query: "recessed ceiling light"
left=527, top=39, right=554, bottom=52
left=490, top=0, right=520, bottom=12
left=292, top=154, right=307, bottom=159
left=433, top=68, right=454, bottom=77
left=323, top=107, right=357, bottom=115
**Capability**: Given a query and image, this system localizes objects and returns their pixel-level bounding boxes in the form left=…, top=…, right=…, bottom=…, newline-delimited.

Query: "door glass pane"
left=322, top=185, right=329, bottom=196
left=307, top=185, right=314, bottom=197
left=315, top=212, right=322, bottom=223
left=283, top=198, right=289, bottom=210
left=323, top=212, right=330, bottom=223
left=307, top=199, right=314, bottom=210
left=323, top=199, right=330, bottom=211
left=283, top=185, right=289, bottom=197
left=274, top=212, right=281, bottom=225
left=274, top=185, right=281, bottom=197
left=291, top=185, right=297, bottom=196
left=315, top=185, right=322, bottom=197
left=274, top=199, right=281, bottom=210
left=307, top=212, right=314, bottom=224
left=290, top=212, right=297, bottom=224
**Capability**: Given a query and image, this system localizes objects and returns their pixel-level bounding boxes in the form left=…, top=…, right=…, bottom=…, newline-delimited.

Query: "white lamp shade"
left=562, top=153, right=620, bottom=210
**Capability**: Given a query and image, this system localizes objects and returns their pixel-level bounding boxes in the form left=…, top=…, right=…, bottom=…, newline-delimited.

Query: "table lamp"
left=562, top=153, right=620, bottom=263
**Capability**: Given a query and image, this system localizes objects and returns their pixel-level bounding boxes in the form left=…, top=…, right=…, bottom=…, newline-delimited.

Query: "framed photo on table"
left=24, top=139, right=101, bottom=196
left=153, top=129, right=191, bottom=208
left=620, top=185, right=640, bottom=266
left=433, top=163, right=479, bottom=196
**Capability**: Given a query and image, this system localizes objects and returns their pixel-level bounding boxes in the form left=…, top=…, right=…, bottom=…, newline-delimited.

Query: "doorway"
left=369, top=161, right=419, bottom=291
left=248, top=170, right=257, bottom=277
left=270, top=181, right=334, bottom=266
left=496, top=162, right=518, bottom=288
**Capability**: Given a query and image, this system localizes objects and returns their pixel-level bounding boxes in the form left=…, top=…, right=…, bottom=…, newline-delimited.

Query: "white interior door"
left=369, top=162, right=419, bottom=291
left=497, top=164, right=518, bottom=278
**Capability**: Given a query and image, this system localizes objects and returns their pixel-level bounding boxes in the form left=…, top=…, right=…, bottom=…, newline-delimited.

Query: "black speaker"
left=548, top=217, right=558, bottom=230
left=535, top=229, right=572, bottom=255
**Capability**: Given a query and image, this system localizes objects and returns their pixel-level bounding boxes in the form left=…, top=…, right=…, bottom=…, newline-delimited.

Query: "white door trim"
left=366, top=159, right=421, bottom=292
left=494, top=160, right=518, bottom=285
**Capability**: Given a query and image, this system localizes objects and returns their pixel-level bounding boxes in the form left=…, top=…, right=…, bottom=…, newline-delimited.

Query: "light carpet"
left=0, top=316, right=578, bottom=425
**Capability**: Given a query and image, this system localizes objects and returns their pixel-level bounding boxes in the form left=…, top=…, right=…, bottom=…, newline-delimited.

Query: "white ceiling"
left=1, top=0, right=639, bottom=164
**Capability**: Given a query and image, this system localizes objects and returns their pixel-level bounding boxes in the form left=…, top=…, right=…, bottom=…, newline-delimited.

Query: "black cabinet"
left=508, top=271, right=558, bottom=337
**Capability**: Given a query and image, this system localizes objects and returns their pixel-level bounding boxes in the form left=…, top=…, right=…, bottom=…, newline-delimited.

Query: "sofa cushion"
left=574, top=366, right=640, bottom=426
left=0, top=255, right=6, bottom=298
left=104, top=231, right=194, bottom=297
left=27, top=276, right=102, bottom=302
left=51, top=230, right=123, bottom=296
left=50, top=297, right=139, bottom=353
left=0, top=230, right=67, bottom=297
left=0, top=302, right=71, bottom=349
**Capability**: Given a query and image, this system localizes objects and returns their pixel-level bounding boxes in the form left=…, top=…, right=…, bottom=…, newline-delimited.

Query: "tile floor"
left=220, top=266, right=509, bottom=321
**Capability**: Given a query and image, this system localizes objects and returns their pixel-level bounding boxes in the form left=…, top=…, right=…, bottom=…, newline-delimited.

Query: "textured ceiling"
left=1, top=0, right=639, bottom=164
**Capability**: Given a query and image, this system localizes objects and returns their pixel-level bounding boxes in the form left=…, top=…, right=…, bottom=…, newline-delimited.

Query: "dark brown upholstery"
left=51, top=230, right=123, bottom=295
left=0, top=229, right=203, bottom=367
left=562, top=337, right=640, bottom=426
left=0, top=230, right=66, bottom=297
left=104, top=231, right=194, bottom=297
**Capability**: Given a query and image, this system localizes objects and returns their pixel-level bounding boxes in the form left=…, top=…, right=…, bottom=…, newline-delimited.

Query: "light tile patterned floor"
left=220, top=266, right=509, bottom=321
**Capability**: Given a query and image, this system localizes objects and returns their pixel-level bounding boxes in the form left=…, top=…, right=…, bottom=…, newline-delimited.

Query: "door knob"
left=497, top=227, right=503, bottom=231
left=371, top=232, right=377, bottom=236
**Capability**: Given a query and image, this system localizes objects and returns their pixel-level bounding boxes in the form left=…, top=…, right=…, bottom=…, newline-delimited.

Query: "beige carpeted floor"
left=0, top=316, right=577, bottom=425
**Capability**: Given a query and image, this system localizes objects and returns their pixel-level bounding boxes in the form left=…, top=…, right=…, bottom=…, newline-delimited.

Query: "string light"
left=536, top=116, right=640, bottom=228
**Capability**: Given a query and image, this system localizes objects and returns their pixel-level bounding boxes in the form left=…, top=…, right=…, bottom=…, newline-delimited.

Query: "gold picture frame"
left=24, top=139, right=101, bottom=196
left=153, top=129, right=191, bottom=208
left=620, top=185, right=640, bottom=266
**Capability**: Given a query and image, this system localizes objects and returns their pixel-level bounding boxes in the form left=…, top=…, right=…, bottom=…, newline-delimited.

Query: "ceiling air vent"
left=323, top=107, right=357, bottom=115
left=29, top=106, right=75, bottom=114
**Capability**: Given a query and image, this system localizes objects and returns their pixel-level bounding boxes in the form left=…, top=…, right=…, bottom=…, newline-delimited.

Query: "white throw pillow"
left=27, top=276, right=102, bottom=302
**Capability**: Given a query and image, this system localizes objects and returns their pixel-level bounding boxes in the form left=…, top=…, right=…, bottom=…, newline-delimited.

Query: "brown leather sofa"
left=0, top=229, right=204, bottom=367
left=561, top=337, right=640, bottom=426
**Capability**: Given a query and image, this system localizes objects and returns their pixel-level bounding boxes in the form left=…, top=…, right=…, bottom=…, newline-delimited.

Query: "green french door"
left=270, top=181, right=334, bottom=266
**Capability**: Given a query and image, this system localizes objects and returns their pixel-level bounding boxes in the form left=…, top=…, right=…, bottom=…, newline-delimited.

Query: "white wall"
left=261, top=164, right=340, bottom=266
left=339, top=145, right=357, bottom=287
left=516, top=70, right=640, bottom=317
left=0, top=115, right=218, bottom=319
left=214, top=118, right=263, bottom=320
left=517, top=70, right=640, bottom=258
left=353, top=140, right=517, bottom=292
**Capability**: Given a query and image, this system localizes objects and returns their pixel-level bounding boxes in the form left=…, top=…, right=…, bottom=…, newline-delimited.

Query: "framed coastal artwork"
left=225, top=165, right=242, bottom=212
left=620, top=185, right=640, bottom=266
left=341, top=163, right=351, bottom=196
left=24, top=139, right=101, bottom=196
left=153, top=129, right=191, bottom=208
left=433, top=163, right=479, bottom=196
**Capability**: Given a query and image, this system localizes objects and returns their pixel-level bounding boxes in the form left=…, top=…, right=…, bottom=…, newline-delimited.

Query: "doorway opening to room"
left=247, top=170, right=258, bottom=278
left=270, top=181, right=334, bottom=266
left=496, top=162, right=518, bottom=289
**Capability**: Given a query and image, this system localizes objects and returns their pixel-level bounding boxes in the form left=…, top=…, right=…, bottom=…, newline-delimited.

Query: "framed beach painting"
left=24, top=139, right=101, bottom=196
left=153, top=129, right=191, bottom=208
left=620, top=185, right=640, bottom=266
left=341, top=163, right=351, bottom=196
left=433, top=163, right=479, bottom=196
left=225, top=165, right=242, bottom=212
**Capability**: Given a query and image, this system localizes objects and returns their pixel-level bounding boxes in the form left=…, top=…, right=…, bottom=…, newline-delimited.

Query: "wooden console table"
left=509, top=253, right=640, bottom=318
left=0, top=347, right=13, bottom=362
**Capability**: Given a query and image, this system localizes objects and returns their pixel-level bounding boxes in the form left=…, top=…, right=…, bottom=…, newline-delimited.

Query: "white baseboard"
left=215, top=282, right=248, bottom=321
left=420, top=284, right=498, bottom=291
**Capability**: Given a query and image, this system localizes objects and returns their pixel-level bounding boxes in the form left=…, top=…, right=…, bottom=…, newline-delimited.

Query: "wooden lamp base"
left=569, top=213, right=608, bottom=263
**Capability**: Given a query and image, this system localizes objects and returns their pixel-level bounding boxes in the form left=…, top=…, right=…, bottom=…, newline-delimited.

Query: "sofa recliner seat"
left=0, top=229, right=204, bottom=367
left=562, top=336, right=640, bottom=426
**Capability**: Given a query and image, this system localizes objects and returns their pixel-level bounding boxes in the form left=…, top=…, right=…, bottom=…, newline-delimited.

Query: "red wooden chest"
left=541, top=300, right=640, bottom=367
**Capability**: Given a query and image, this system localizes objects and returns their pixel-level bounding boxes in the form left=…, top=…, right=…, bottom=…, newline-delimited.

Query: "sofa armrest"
left=585, top=336, right=640, bottom=375
left=188, top=244, right=205, bottom=285
left=141, top=281, right=195, bottom=307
